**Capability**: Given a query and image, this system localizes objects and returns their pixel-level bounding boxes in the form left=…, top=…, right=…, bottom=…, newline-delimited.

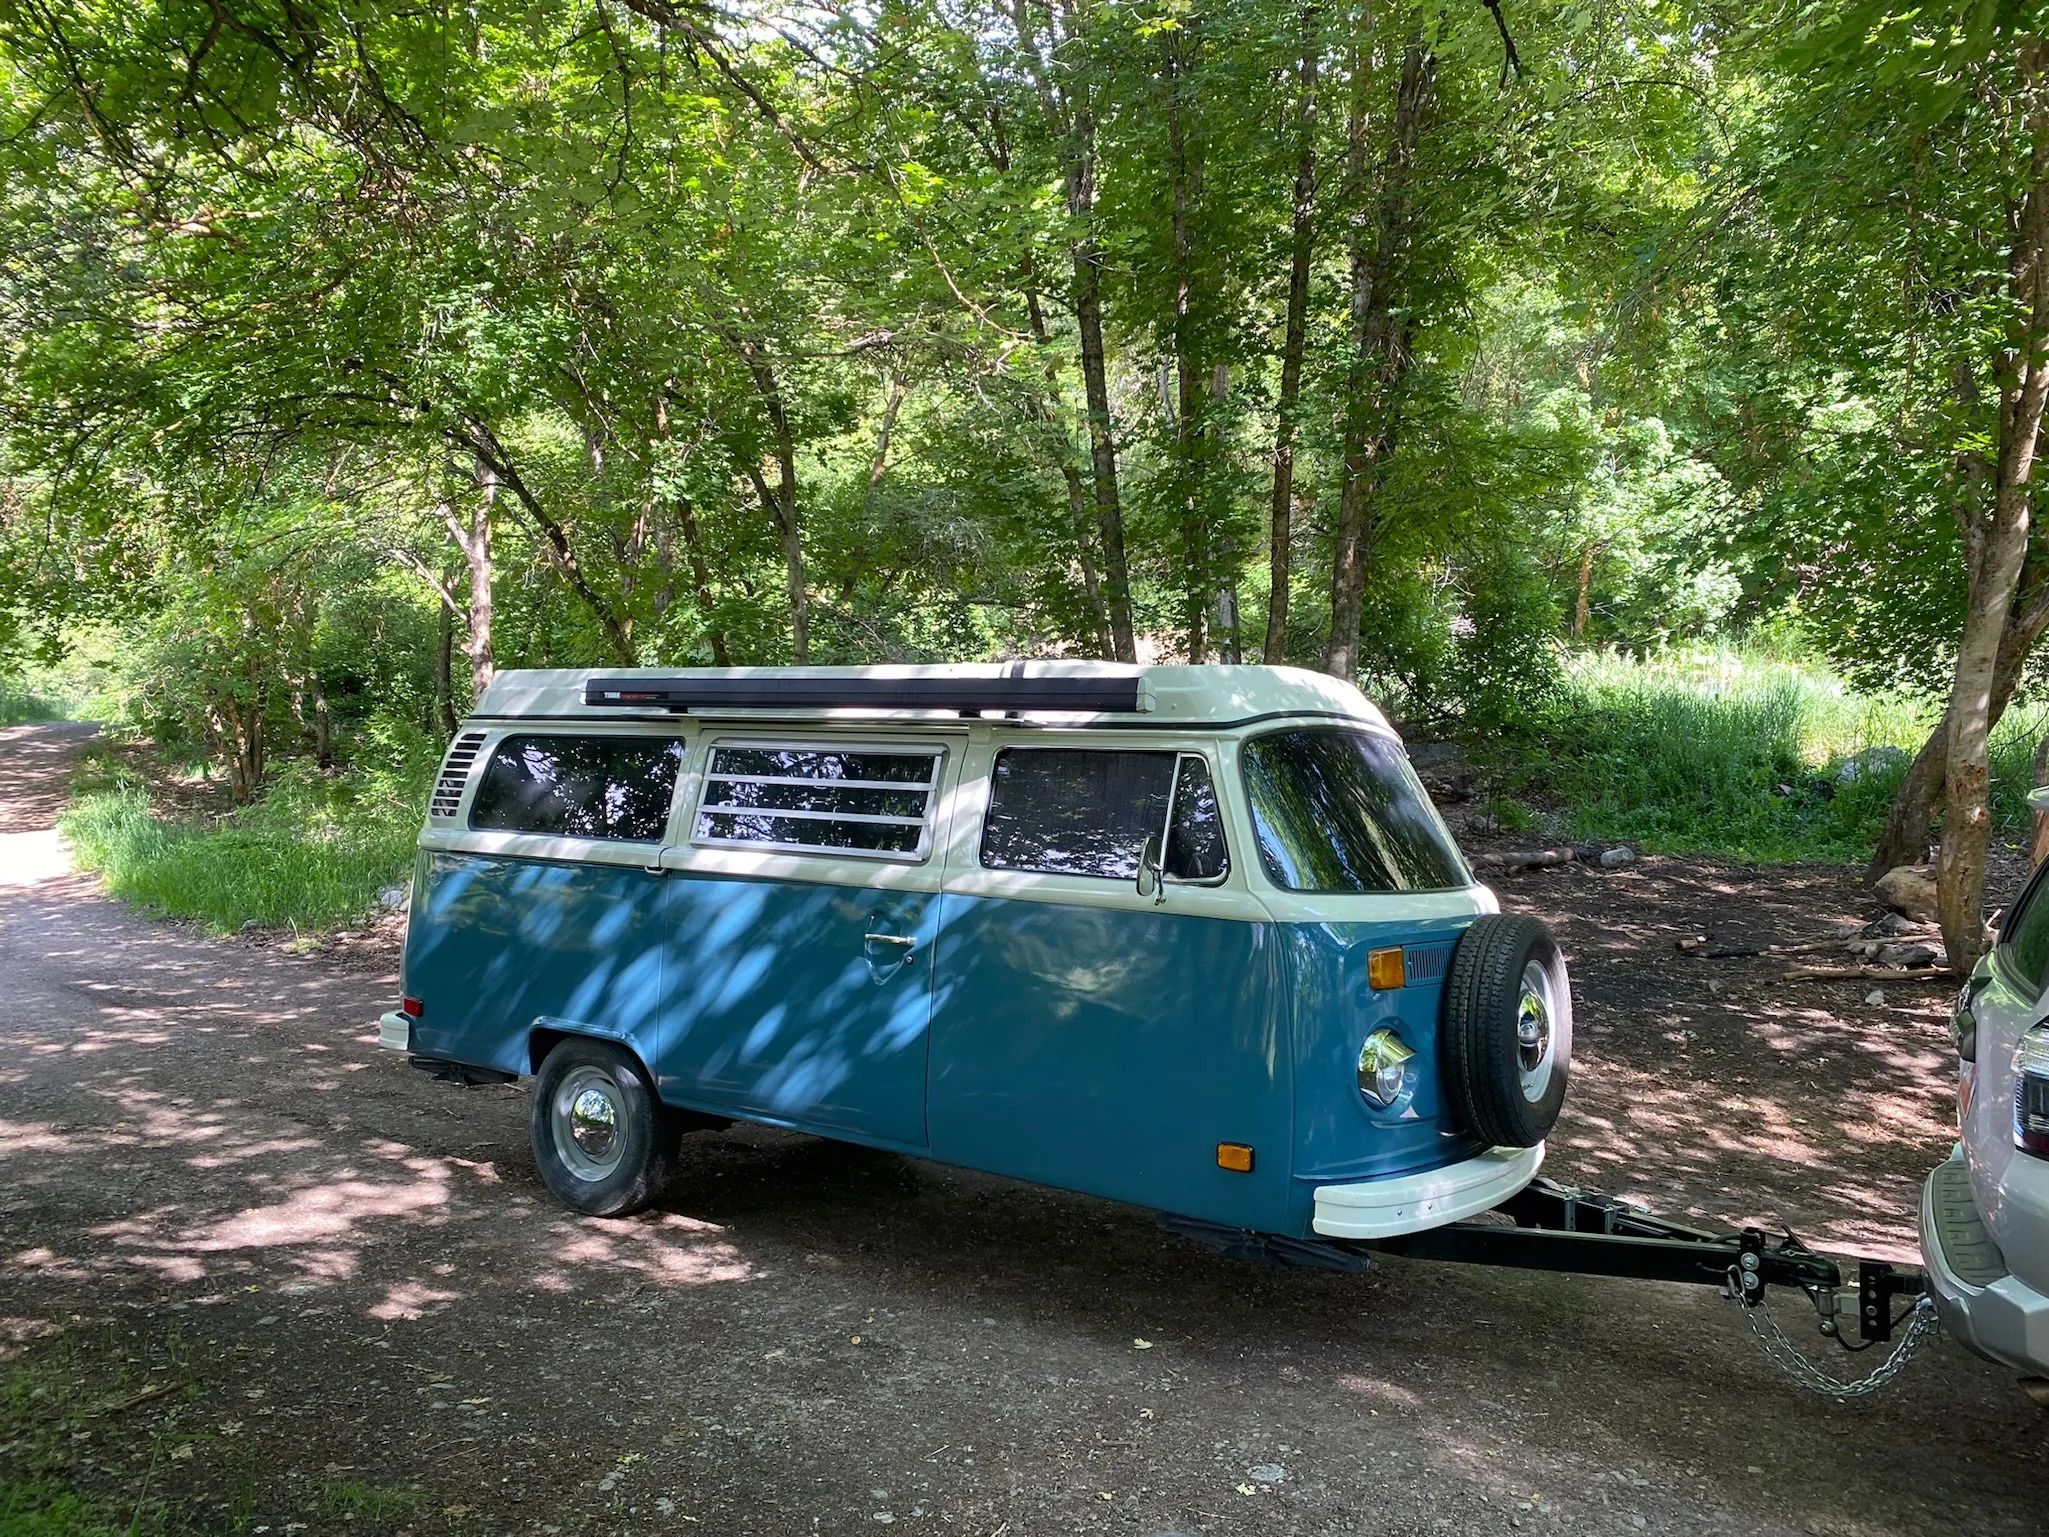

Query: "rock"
left=1865, top=989, right=1887, bottom=1006
left=1247, top=1465, right=1286, bottom=1484
left=238, top=918, right=260, bottom=934
left=1860, top=911, right=1921, bottom=939
left=375, top=883, right=409, bottom=912
left=1597, top=845, right=1638, bottom=869
left=1833, top=744, right=1910, bottom=786
left=1875, top=941, right=1940, bottom=969
left=1874, top=864, right=1938, bottom=920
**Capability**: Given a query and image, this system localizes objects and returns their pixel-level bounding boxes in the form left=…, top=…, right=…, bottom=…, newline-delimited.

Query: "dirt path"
left=0, top=721, right=2042, bottom=1537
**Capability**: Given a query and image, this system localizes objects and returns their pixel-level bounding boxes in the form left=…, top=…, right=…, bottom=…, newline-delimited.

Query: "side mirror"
left=1135, top=833, right=1166, bottom=904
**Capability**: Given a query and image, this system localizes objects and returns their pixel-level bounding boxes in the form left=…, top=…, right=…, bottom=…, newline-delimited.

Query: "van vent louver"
left=430, top=732, right=488, bottom=819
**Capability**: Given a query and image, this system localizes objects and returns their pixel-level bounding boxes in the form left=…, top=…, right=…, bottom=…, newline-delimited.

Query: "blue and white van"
left=380, top=663, right=1572, bottom=1244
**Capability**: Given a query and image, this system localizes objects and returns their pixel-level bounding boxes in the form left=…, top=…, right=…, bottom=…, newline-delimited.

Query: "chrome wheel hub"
left=552, top=1065, right=629, bottom=1181
left=1516, top=960, right=1557, bottom=1104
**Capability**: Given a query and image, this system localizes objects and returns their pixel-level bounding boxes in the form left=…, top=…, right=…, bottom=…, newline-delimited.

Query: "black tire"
left=530, top=1038, right=680, bottom=1216
left=1441, top=914, right=1572, bottom=1149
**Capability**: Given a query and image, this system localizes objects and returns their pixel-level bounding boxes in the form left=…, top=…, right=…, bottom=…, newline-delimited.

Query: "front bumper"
left=1920, top=1147, right=2049, bottom=1376
left=377, top=1010, right=412, bottom=1053
left=1311, top=1143, right=1544, bottom=1239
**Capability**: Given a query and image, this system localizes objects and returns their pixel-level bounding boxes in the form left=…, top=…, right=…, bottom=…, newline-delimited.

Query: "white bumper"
left=377, top=1010, right=412, bottom=1053
left=1311, top=1143, right=1544, bottom=1239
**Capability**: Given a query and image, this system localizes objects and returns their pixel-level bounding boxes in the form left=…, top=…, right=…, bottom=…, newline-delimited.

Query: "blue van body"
left=385, top=664, right=1543, bottom=1241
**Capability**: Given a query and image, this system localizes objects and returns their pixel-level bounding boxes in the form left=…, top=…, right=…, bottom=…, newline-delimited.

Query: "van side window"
left=981, top=749, right=1228, bottom=882
left=468, top=734, right=685, bottom=842
left=694, top=743, right=943, bottom=858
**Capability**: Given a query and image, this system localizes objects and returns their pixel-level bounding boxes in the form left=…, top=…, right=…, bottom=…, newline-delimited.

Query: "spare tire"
left=1441, top=914, right=1572, bottom=1148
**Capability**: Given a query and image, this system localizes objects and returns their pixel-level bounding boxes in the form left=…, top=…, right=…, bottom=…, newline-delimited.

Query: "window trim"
left=464, top=729, right=690, bottom=848
left=689, top=736, right=947, bottom=864
left=977, top=744, right=1230, bottom=886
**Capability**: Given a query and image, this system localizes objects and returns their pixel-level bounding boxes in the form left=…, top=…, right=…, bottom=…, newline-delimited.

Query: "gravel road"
left=0, top=721, right=2042, bottom=1536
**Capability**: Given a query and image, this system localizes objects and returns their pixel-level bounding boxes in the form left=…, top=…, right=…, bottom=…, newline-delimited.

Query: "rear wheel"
left=1442, top=915, right=1573, bottom=1149
left=530, top=1038, right=680, bottom=1216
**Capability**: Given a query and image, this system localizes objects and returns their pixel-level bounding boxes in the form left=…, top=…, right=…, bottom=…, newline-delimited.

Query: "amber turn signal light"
left=1367, top=947, right=1406, bottom=990
left=1216, top=1142, right=1254, bottom=1173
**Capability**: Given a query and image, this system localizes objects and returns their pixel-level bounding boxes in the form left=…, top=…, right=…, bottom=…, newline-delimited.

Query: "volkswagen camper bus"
left=379, top=663, right=1572, bottom=1245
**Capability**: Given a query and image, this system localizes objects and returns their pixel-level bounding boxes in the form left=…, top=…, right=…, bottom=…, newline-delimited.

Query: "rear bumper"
left=377, top=1011, right=412, bottom=1053
left=1920, top=1147, right=2049, bottom=1376
left=1311, top=1143, right=1543, bottom=1239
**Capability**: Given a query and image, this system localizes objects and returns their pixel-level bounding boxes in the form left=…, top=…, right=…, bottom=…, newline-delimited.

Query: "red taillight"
left=401, top=996, right=423, bottom=1019
left=2017, top=1026, right=2049, bottom=1158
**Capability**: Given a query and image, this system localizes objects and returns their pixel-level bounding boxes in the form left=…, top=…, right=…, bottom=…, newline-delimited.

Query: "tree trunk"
left=1164, top=18, right=1210, bottom=663
left=1264, top=0, right=1320, bottom=666
left=1873, top=570, right=2049, bottom=870
left=1935, top=62, right=2049, bottom=971
left=443, top=473, right=496, bottom=698
left=674, top=498, right=731, bottom=666
left=725, top=331, right=809, bottom=664
left=1572, top=542, right=1599, bottom=640
left=1012, top=0, right=1132, bottom=661
left=1325, top=34, right=1432, bottom=681
left=464, top=427, right=630, bottom=664
left=1054, top=0, right=1135, bottom=663
left=1021, top=271, right=1113, bottom=656
left=434, top=591, right=459, bottom=737
left=1073, top=240, right=1134, bottom=662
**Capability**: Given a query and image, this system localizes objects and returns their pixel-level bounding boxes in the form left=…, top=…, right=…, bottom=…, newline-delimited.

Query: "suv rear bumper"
left=1312, top=1143, right=1543, bottom=1239
left=1920, top=1147, right=2049, bottom=1376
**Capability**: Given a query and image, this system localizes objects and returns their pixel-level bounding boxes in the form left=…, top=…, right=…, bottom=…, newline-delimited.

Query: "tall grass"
left=1508, top=647, right=2046, bottom=864
left=60, top=747, right=427, bottom=934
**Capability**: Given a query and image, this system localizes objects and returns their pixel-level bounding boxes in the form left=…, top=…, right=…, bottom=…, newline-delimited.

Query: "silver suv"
left=1923, top=847, right=2049, bottom=1397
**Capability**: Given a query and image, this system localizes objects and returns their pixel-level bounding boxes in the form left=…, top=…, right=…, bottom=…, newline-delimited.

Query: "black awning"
left=581, top=673, right=1146, bottom=714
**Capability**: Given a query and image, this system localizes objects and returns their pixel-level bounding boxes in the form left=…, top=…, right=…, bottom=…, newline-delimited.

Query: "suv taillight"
left=2017, top=1026, right=2049, bottom=1157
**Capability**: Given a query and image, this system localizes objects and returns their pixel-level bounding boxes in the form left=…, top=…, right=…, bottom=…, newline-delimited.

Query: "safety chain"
left=1727, top=1276, right=1941, bottom=1399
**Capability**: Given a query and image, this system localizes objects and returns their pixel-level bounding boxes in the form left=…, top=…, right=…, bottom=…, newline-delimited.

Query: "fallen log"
left=1765, top=937, right=1857, bottom=957
left=1470, top=847, right=1574, bottom=872
left=1778, top=964, right=1958, bottom=983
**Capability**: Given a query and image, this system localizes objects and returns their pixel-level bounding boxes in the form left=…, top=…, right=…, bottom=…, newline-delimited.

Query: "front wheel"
left=530, top=1038, right=680, bottom=1216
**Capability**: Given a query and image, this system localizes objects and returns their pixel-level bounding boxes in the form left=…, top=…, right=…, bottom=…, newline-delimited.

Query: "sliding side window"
left=693, top=743, right=944, bottom=860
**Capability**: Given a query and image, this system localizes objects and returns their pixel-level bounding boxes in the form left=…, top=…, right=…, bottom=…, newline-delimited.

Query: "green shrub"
left=0, top=675, right=66, bottom=725
left=1500, top=647, right=2042, bottom=864
left=60, top=756, right=427, bottom=934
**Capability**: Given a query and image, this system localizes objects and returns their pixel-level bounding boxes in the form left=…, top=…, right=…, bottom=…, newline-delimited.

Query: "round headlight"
left=1358, top=1028, right=1415, bottom=1109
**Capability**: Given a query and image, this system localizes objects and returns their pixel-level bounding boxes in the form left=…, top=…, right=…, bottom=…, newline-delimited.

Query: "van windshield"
left=1241, top=727, right=1469, bottom=894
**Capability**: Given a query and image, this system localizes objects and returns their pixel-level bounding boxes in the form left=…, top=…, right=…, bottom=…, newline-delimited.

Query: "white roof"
left=471, top=662, right=1392, bottom=732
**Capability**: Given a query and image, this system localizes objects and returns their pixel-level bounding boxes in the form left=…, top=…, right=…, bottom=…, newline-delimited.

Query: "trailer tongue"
left=1172, top=1176, right=1940, bottom=1399
left=1370, top=1179, right=1939, bottom=1396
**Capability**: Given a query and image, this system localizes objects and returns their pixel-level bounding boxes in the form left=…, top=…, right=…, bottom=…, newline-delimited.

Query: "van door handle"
left=864, top=933, right=916, bottom=951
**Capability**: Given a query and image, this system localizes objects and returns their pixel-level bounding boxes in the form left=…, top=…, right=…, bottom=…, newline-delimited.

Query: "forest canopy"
left=2, top=1, right=2046, bottom=959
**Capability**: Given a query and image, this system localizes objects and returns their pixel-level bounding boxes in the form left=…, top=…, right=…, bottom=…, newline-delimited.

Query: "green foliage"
left=1511, top=649, right=2045, bottom=864
left=60, top=749, right=426, bottom=934
left=0, top=0, right=2040, bottom=888
left=0, top=676, right=64, bottom=725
